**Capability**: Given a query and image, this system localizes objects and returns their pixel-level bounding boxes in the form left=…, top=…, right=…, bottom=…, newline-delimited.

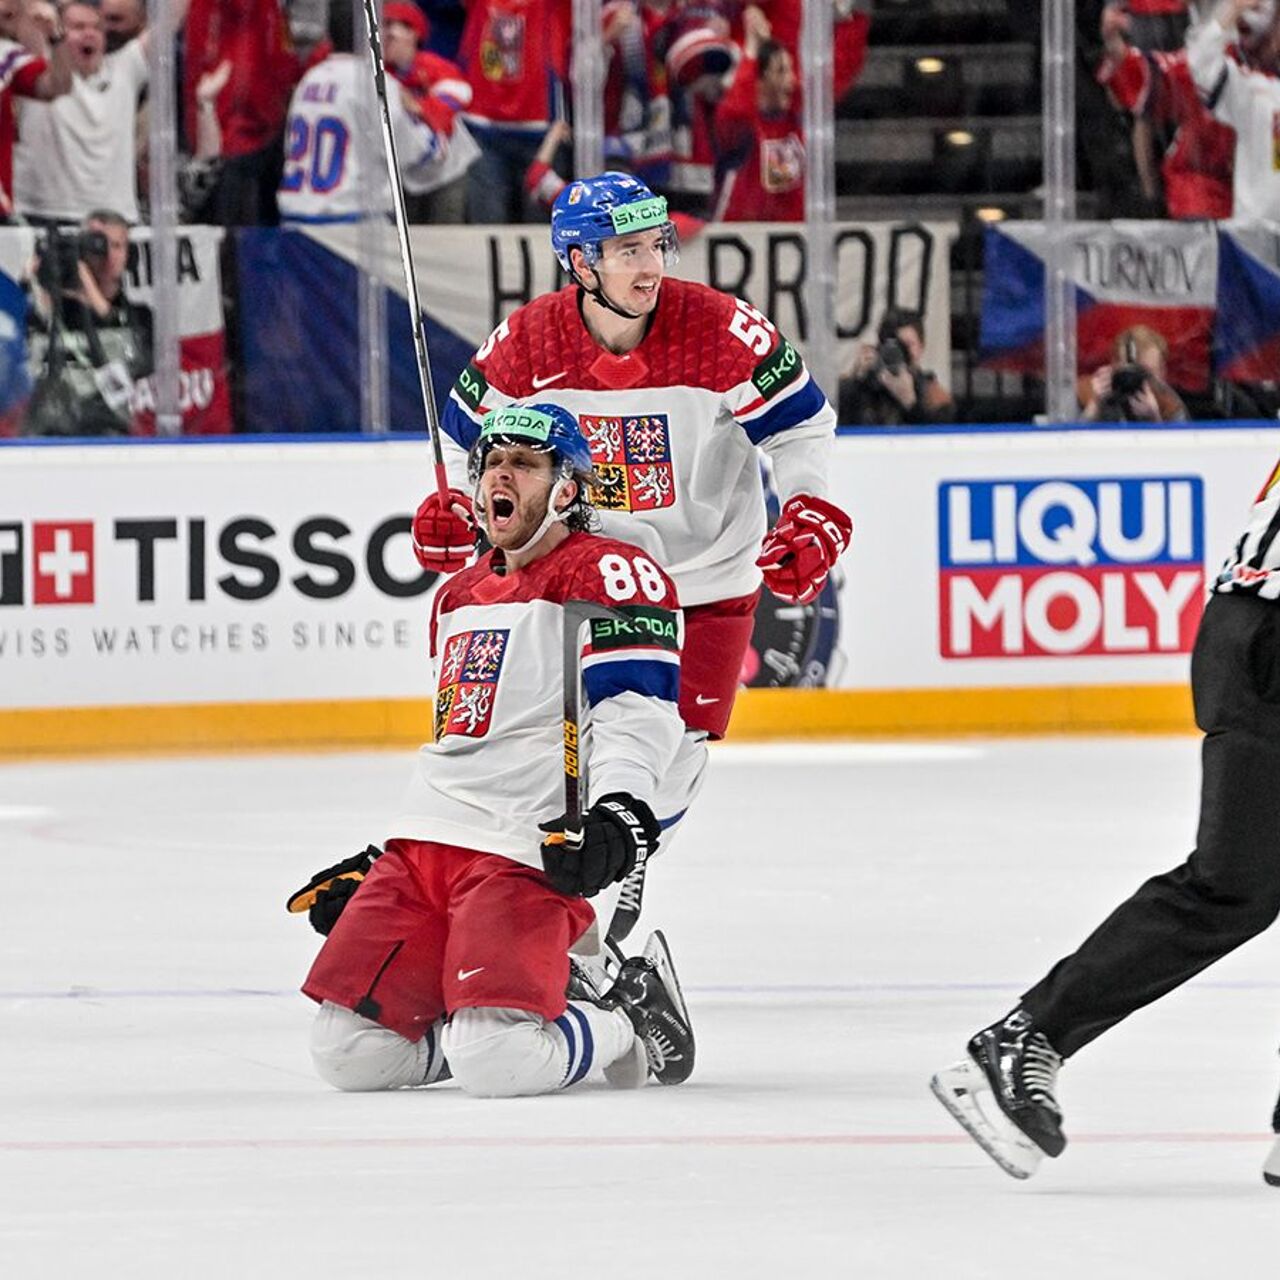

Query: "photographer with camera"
left=24, top=208, right=153, bottom=436
left=838, top=307, right=955, bottom=427
left=1079, top=325, right=1188, bottom=423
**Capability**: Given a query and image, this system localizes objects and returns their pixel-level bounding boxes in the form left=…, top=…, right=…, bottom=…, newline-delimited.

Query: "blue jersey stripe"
left=554, top=1013, right=578, bottom=1085
left=442, top=395, right=482, bottom=450
left=565, top=1005, right=594, bottom=1086
left=583, top=658, right=680, bottom=707
left=740, top=378, right=828, bottom=445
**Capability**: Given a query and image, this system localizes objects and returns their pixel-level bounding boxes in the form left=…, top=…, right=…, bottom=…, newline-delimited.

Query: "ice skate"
left=601, top=930, right=694, bottom=1085
left=931, top=1009, right=1065, bottom=1180
left=1265, top=1071, right=1280, bottom=1187
left=1264, top=1137, right=1280, bottom=1188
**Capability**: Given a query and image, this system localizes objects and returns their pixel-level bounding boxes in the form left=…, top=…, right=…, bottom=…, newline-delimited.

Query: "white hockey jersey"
left=1213, top=455, right=1280, bottom=601
left=388, top=531, right=684, bottom=867
left=440, top=278, right=838, bottom=608
left=278, top=53, right=463, bottom=224
left=1188, top=16, right=1280, bottom=222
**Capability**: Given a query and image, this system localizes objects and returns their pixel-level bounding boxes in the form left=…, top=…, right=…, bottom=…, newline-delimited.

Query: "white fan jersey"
left=278, top=53, right=448, bottom=224
left=1188, top=15, right=1280, bottom=222
left=388, top=531, right=684, bottom=866
left=440, top=278, right=838, bottom=608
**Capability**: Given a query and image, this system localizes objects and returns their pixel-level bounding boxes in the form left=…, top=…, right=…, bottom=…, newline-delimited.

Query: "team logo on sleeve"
left=434, top=628, right=510, bottom=739
left=455, top=363, right=488, bottom=413
left=582, top=414, right=675, bottom=512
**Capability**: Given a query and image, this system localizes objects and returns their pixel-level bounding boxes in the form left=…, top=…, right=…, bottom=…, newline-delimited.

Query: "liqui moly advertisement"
left=938, top=477, right=1205, bottom=659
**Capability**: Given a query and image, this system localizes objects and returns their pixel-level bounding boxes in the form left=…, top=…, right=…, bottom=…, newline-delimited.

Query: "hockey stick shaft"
left=550, top=599, right=650, bottom=947
left=554, top=599, right=619, bottom=842
left=359, top=0, right=448, bottom=499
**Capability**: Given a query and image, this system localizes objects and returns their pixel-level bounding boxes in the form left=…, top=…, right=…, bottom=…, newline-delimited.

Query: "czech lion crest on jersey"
left=435, top=628, right=510, bottom=739
left=582, top=414, right=675, bottom=512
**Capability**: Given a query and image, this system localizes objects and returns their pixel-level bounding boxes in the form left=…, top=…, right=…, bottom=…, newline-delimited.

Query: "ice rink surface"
left=3, top=736, right=1280, bottom=1279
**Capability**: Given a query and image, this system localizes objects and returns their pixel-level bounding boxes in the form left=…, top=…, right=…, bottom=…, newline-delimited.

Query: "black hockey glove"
left=286, top=845, right=379, bottom=936
left=539, top=794, right=659, bottom=899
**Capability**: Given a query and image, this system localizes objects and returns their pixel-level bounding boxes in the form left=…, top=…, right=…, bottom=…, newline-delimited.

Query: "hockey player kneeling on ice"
left=290, top=404, right=694, bottom=1097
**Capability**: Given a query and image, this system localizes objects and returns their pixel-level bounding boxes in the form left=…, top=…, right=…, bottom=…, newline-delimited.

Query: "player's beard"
left=484, top=482, right=552, bottom=551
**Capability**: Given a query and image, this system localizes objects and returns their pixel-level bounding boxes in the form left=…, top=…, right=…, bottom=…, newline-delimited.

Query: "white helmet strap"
left=474, top=470, right=576, bottom=558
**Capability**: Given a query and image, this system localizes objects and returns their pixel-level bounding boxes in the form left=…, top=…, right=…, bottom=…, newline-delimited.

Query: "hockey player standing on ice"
left=296, top=404, right=695, bottom=1097
left=411, top=171, right=851, bottom=849
left=931, top=453, right=1280, bottom=1183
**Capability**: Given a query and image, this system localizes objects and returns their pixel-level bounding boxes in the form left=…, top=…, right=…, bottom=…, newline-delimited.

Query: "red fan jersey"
left=0, top=42, right=45, bottom=214
left=1100, top=44, right=1234, bottom=220
left=712, top=55, right=804, bottom=222
left=184, top=0, right=320, bottom=157
left=458, top=0, right=571, bottom=130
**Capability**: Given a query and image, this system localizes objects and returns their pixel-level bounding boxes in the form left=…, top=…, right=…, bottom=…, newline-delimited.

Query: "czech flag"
left=980, top=220, right=1217, bottom=391
left=1213, top=225, right=1280, bottom=384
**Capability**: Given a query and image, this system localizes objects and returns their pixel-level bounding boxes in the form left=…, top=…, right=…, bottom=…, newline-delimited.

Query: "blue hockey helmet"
left=468, top=403, right=598, bottom=545
left=550, top=171, right=679, bottom=275
left=467, top=402, right=594, bottom=487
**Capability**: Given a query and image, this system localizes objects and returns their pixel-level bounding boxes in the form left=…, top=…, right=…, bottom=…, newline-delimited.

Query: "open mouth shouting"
left=488, top=491, right=517, bottom=531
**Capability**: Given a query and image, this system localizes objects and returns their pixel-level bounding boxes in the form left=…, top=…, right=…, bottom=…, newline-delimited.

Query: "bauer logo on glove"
left=539, top=793, right=660, bottom=898
left=756, top=493, right=852, bottom=605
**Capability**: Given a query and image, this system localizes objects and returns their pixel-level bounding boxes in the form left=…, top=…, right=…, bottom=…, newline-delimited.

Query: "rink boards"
left=1, top=423, right=1277, bottom=754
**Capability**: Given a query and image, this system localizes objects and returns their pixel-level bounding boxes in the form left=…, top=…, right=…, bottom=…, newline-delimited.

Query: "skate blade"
left=641, top=929, right=690, bottom=1027
left=930, top=1060, right=1043, bottom=1181
left=640, top=928, right=694, bottom=1085
left=1264, top=1135, right=1280, bottom=1187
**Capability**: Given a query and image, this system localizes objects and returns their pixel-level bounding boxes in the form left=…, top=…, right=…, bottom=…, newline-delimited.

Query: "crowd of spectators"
left=0, top=1, right=872, bottom=232
left=1093, top=0, right=1280, bottom=222
left=4, top=1, right=1280, bottom=437
left=1081, top=0, right=1280, bottom=421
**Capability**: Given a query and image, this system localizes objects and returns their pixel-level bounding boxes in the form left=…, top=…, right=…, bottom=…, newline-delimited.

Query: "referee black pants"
left=1021, top=593, right=1280, bottom=1059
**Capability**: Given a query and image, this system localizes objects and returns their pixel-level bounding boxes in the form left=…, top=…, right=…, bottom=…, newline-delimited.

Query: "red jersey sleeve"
left=11, top=58, right=45, bottom=99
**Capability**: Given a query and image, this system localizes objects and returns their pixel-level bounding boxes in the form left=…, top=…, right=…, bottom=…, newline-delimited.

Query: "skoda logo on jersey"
left=0, top=521, right=96, bottom=606
left=938, top=477, right=1206, bottom=659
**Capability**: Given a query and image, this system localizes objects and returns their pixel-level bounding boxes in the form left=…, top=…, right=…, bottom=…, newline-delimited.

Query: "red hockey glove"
left=756, top=494, right=852, bottom=605
left=411, top=489, right=477, bottom=574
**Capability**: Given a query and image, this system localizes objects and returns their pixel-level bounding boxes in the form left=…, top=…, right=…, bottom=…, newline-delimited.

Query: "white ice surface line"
left=708, top=742, right=987, bottom=764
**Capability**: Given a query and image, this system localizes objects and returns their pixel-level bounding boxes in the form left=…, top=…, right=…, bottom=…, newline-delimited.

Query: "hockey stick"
left=359, top=0, right=449, bottom=499
left=550, top=600, right=652, bottom=955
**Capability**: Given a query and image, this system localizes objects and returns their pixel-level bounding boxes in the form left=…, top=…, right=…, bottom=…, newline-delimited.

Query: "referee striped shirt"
left=1214, top=457, right=1280, bottom=602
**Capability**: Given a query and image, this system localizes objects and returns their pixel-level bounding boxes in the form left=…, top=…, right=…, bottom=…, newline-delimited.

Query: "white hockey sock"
left=551, top=1001, right=637, bottom=1088
left=311, top=1002, right=448, bottom=1091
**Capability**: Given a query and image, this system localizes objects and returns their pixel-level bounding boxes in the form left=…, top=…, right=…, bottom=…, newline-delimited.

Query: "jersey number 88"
left=599, top=553, right=666, bottom=603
